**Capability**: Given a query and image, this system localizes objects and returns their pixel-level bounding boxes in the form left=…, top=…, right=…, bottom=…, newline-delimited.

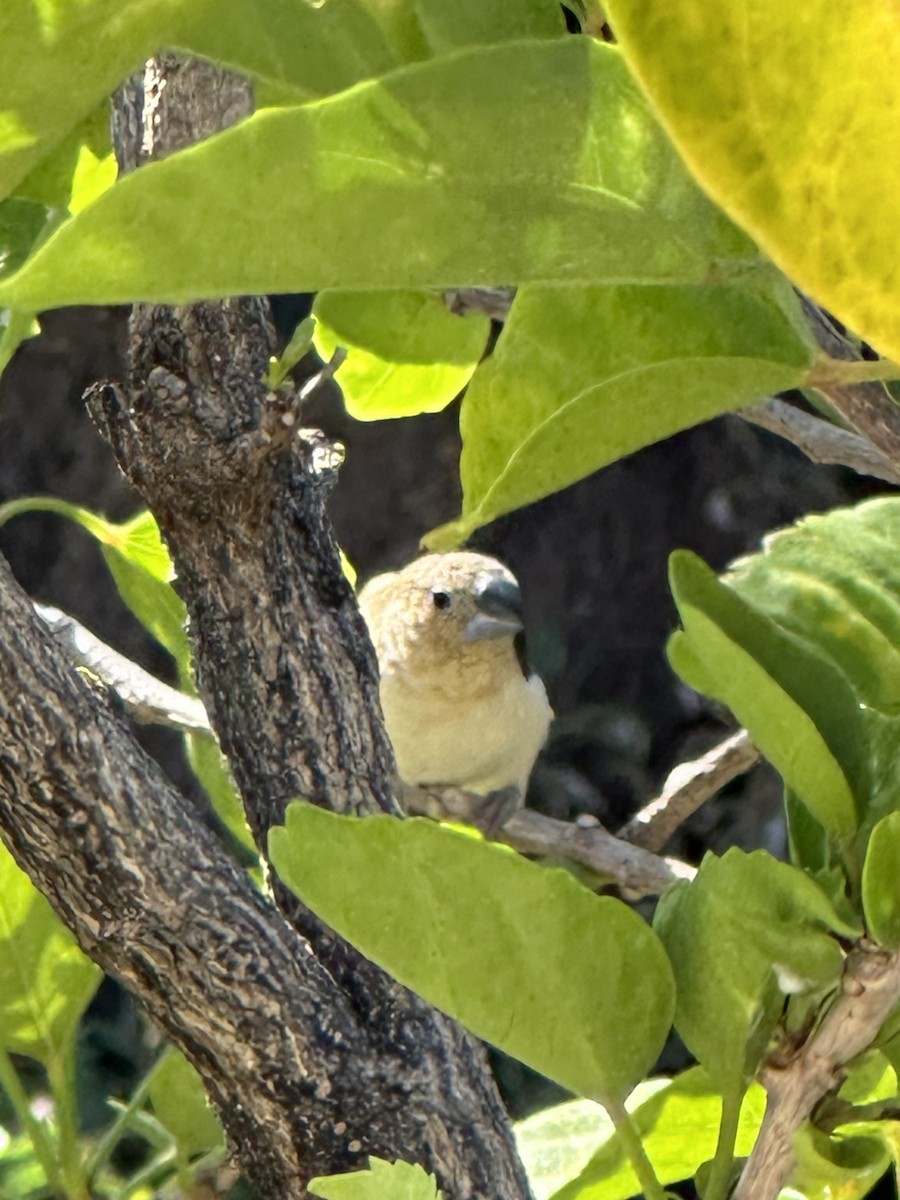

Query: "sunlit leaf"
left=605, top=0, right=900, bottom=362
left=310, top=1157, right=441, bottom=1200
left=314, top=289, right=489, bottom=420
left=0, top=841, right=100, bottom=1066
left=0, top=41, right=762, bottom=310
left=270, top=803, right=674, bottom=1104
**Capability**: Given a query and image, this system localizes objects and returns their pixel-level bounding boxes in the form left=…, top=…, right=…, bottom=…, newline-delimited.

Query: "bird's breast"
left=379, top=665, right=552, bottom=796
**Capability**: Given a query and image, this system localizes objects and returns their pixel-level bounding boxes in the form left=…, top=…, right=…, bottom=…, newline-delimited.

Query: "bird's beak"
left=463, top=574, right=524, bottom=642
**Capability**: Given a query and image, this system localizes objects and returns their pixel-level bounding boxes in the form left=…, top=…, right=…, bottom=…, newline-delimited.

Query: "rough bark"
left=108, top=57, right=531, bottom=1200
left=0, top=54, right=533, bottom=1200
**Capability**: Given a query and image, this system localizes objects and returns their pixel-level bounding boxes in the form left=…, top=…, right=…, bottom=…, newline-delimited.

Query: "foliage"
left=2, top=1, right=900, bottom=1199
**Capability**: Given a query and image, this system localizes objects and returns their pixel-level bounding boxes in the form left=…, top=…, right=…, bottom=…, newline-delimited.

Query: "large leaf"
left=313, top=290, right=489, bottom=420
left=0, top=840, right=101, bottom=1065
left=534, top=1069, right=765, bottom=1200
left=269, top=803, right=675, bottom=1104
left=0, top=41, right=762, bottom=310
left=654, top=850, right=858, bottom=1098
left=428, top=282, right=814, bottom=545
left=604, top=1, right=900, bottom=363
left=669, top=551, right=863, bottom=843
left=0, top=0, right=435, bottom=203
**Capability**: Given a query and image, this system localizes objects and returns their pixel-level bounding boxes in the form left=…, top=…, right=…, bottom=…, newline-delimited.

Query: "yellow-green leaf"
left=270, top=803, right=674, bottom=1105
left=605, top=0, right=900, bottom=362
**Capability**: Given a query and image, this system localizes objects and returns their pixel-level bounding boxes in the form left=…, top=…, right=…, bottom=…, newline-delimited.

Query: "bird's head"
left=358, top=552, right=528, bottom=696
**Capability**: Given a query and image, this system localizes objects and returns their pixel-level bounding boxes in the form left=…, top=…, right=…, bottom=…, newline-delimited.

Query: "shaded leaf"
left=148, top=1048, right=225, bottom=1162
left=270, top=803, right=674, bottom=1103
left=429, top=282, right=813, bottom=544
left=414, top=0, right=564, bottom=52
left=863, top=813, right=900, bottom=950
left=669, top=551, right=862, bottom=843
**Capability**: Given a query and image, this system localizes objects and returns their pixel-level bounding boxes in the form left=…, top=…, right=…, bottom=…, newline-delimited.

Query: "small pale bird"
left=358, top=552, right=552, bottom=801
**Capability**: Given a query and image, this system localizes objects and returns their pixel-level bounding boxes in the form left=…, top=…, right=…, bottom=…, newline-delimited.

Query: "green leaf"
left=148, top=1048, right=224, bottom=1162
left=725, top=500, right=900, bottom=716
left=309, top=1157, right=441, bottom=1200
left=67, top=146, right=117, bottom=216
left=863, top=813, right=900, bottom=950
left=788, top=1124, right=890, bottom=1200
left=0, top=41, right=762, bottom=310
left=604, top=0, right=900, bottom=363
left=414, top=0, right=564, bottom=52
left=314, top=290, right=489, bottom=420
left=0, top=0, right=432, bottom=204
left=0, top=309, right=39, bottom=378
left=0, top=840, right=101, bottom=1066
left=429, top=282, right=813, bottom=544
left=668, top=551, right=862, bottom=843
left=270, top=803, right=674, bottom=1104
left=535, top=1069, right=765, bottom=1200
left=0, top=198, right=47, bottom=279
left=654, top=849, right=857, bottom=1098
left=266, top=316, right=317, bottom=389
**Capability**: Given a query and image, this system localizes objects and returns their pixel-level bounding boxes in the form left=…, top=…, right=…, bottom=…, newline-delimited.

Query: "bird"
left=358, top=552, right=552, bottom=808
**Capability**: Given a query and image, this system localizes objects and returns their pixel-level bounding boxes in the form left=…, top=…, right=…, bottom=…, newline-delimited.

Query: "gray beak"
left=463, top=574, right=524, bottom=642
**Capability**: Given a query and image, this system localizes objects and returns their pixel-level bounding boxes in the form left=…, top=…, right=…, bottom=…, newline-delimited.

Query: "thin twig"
left=500, top=808, right=695, bottom=897
left=739, top=398, right=900, bottom=486
left=34, top=604, right=210, bottom=733
left=404, top=782, right=694, bottom=896
left=618, top=730, right=761, bottom=852
left=735, top=942, right=900, bottom=1200
left=802, top=298, right=900, bottom=468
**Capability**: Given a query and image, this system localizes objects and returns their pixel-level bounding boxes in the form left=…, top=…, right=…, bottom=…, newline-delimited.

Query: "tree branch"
left=93, top=54, right=529, bottom=1199
left=739, top=398, right=900, bottom=486
left=735, top=942, right=900, bottom=1200
left=0, top=555, right=416, bottom=1196
left=618, top=730, right=760, bottom=852
left=35, top=603, right=209, bottom=733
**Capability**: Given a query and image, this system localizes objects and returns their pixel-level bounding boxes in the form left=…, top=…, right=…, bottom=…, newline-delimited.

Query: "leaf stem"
left=705, top=1087, right=743, bottom=1200
left=0, top=1049, right=63, bottom=1196
left=808, top=356, right=900, bottom=388
left=49, top=1053, right=88, bottom=1200
left=603, top=1095, right=668, bottom=1200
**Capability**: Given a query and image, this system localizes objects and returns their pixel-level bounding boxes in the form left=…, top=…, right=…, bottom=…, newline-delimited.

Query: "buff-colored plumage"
left=358, top=552, right=552, bottom=796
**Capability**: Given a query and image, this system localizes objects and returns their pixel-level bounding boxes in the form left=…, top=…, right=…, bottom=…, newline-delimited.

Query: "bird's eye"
left=431, top=590, right=452, bottom=611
